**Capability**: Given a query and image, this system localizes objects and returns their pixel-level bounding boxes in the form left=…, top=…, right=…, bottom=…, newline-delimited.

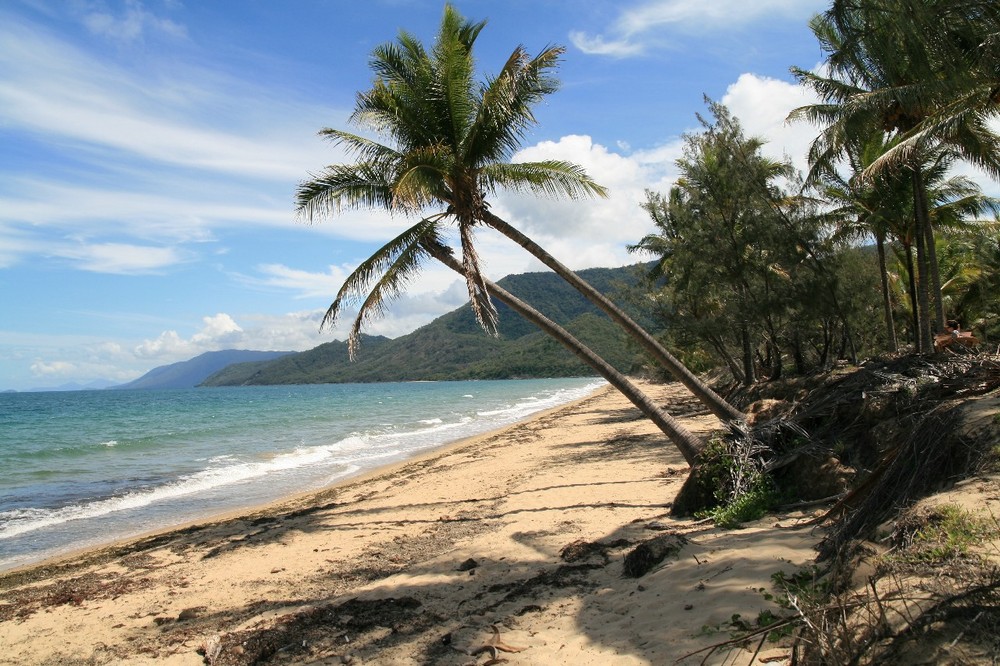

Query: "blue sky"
left=2, top=0, right=990, bottom=391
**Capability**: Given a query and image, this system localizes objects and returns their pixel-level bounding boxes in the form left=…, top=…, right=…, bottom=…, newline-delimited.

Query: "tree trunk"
left=841, top=317, right=858, bottom=364
left=819, top=321, right=832, bottom=368
left=482, top=211, right=745, bottom=423
left=424, top=241, right=705, bottom=465
left=911, top=168, right=935, bottom=353
left=769, top=340, right=782, bottom=380
left=740, top=324, right=755, bottom=387
left=707, top=334, right=745, bottom=385
left=904, top=242, right=919, bottom=347
left=792, top=330, right=806, bottom=375
left=876, top=233, right=898, bottom=353
left=913, top=170, right=946, bottom=332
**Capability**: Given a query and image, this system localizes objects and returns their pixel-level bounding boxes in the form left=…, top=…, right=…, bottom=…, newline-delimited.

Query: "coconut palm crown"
left=296, top=4, right=607, bottom=353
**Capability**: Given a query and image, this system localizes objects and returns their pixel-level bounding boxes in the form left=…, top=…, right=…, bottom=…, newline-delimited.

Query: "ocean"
left=0, top=378, right=604, bottom=572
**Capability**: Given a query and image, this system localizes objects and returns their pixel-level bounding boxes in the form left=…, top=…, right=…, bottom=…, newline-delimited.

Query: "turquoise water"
left=0, top=378, right=603, bottom=571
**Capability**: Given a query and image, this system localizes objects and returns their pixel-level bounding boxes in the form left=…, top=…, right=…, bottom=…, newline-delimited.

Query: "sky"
left=1, top=0, right=993, bottom=391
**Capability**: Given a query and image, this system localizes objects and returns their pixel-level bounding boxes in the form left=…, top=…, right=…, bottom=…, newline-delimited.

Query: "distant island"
left=112, top=349, right=294, bottom=390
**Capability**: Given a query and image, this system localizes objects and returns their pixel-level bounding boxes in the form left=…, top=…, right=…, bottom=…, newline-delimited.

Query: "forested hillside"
left=201, top=264, right=656, bottom=386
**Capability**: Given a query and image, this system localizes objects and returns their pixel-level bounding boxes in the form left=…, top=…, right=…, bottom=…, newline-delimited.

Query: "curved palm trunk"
left=875, top=233, right=898, bottom=352
left=424, top=241, right=704, bottom=465
left=481, top=211, right=745, bottom=423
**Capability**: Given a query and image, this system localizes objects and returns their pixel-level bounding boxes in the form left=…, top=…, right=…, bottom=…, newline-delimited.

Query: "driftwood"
left=622, top=533, right=687, bottom=578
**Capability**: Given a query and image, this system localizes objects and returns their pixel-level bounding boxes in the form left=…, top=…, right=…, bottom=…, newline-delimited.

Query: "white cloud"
left=0, top=178, right=291, bottom=246
left=29, top=359, right=76, bottom=377
left=249, top=258, right=470, bottom=336
left=252, top=263, right=353, bottom=300
left=133, top=313, right=246, bottom=360
left=567, top=32, right=644, bottom=58
left=570, top=0, right=827, bottom=57
left=54, top=242, right=186, bottom=274
left=191, top=313, right=243, bottom=344
left=82, top=0, right=188, bottom=44
left=720, top=73, right=823, bottom=175
left=0, top=25, right=335, bottom=181
left=0, top=14, right=350, bottom=270
left=484, top=134, right=678, bottom=273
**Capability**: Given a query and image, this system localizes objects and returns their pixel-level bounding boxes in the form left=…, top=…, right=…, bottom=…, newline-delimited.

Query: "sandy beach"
left=0, top=381, right=824, bottom=665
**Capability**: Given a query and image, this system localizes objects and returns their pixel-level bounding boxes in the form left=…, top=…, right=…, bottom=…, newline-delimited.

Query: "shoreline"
left=0, top=380, right=607, bottom=577
left=0, top=380, right=824, bottom=665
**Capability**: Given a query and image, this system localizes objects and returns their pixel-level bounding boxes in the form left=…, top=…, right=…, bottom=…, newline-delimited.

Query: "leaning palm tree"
left=308, top=211, right=705, bottom=463
left=296, top=4, right=744, bottom=424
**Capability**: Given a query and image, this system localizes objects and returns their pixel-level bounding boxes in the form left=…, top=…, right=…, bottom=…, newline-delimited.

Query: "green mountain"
left=201, top=264, right=657, bottom=386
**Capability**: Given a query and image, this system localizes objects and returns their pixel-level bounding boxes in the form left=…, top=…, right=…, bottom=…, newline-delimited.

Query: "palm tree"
left=840, top=1, right=1000, bottom=181
left=790, top=1, right=1000, bottom=352
left=811, top=134, right=912, bottom=351
left=296, top=4, right=744, bottom=423
left=949, top=229, right=1000, bottom=342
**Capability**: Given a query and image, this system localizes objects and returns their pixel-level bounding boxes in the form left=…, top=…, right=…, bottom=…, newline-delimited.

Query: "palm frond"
left=467, top=44, right=563, bottom=163
left=318, top=128, right=401, bottom=167
left=481, top=160, right=608, bottom=200
left=295, top=163, right=396, bottom=221
left=322, top=217, right=445, bottom=357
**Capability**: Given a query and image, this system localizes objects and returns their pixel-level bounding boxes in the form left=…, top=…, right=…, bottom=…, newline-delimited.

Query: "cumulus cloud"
left=191, top=313, right=244, bottom=344
left=135, top=313, right=246, bottom=358
left=720, top=73, right=823, bottom=175
left=485, top=134, right=680, bottom=273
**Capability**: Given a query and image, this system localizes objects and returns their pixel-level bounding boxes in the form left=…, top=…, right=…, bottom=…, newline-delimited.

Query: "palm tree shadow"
left=136, top=503, right=817, bottom=665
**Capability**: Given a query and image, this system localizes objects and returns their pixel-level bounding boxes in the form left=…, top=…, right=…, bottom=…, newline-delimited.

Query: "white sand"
left=0, top=381, right=824, bottom=665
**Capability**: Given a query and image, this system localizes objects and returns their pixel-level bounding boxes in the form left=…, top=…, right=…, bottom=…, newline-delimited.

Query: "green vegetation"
left=891, top=504, right=995, bottom=564
left=628, top=0, right=1000, bottom=380
left=631, top=102, right=882, bottom=384
left=700, top=477, right=779, bottom=529
left=768, top=566, right=831, bottom=610
left=690, top=437, right=781, bottom=528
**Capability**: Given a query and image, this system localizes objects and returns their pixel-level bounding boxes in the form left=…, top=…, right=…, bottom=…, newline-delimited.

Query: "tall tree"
left=812, top=134, right=912, bottom=351
left=296, top=4, right=743, bottom=423
left=632, top=104, right=845, bottom=382
left=790, top=0, right=1000, bottom=352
